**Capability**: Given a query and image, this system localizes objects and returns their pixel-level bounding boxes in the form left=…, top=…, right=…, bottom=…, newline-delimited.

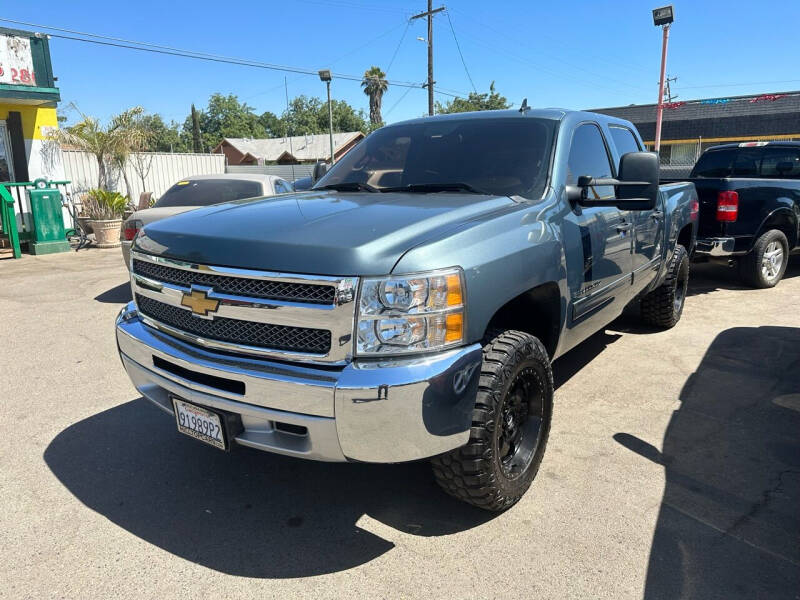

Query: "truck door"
left=608, top=125, right=664, bottom=286
left=563, top=123, right=633, bottom=322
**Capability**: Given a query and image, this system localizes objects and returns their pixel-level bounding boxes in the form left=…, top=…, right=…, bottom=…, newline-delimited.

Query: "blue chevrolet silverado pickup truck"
left=116, top=107, right=698, bottom=510
left=689, top=141, right=800, bottom=287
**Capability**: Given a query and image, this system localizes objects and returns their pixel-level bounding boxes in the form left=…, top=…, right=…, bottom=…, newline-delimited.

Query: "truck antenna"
left=519, top=98, right=530, bottom=113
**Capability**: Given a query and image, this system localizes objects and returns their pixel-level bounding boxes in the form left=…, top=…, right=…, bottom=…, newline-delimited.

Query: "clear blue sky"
left=9, top=0, right=800, bottom=127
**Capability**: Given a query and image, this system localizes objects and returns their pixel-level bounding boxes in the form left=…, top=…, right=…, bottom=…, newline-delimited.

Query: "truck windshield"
left=154, top=179, right=263, bottom=208
left=315, top=117, right=556, bottom=200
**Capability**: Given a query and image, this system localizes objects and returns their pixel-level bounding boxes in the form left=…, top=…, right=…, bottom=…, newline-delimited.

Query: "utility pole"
left=663, top=76, right=678, bottom=103
left=411, top=2, right=445, bottom=116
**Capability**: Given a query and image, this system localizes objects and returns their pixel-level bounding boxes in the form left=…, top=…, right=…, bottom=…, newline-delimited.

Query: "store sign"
left=0, top=34, right=37, bottom=86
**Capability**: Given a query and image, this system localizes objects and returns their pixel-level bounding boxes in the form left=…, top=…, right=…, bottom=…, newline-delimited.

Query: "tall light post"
left=652, top=5, right=674, bottom=153
left=318, top=69, right=335, bottom=164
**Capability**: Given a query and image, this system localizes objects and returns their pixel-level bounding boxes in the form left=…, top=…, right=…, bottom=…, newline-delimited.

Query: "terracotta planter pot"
left=77, top=216, right=94, bottom=234
left=90, top=219, right=123, bottom=248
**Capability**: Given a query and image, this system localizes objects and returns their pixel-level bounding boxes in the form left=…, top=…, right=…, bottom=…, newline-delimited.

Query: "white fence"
left=226, top=164, right=315, bottom=181
left=62, top=150, right=226, bottom=201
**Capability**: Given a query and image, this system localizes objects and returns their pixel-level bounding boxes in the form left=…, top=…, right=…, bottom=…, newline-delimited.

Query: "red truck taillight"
left=716, top=191, right=738, bottom=222
left=123, top=219, right=143, bottom=241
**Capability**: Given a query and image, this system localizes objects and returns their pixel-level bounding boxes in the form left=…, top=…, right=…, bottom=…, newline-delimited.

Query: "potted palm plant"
left=83, top=189, right=128, bottom=248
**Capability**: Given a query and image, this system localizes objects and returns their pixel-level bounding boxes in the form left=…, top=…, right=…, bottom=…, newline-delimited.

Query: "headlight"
left=357, top=267, right=465, bottom=355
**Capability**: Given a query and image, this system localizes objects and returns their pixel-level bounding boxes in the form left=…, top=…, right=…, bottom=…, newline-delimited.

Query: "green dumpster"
left=28, top=178, right=70, bottom=255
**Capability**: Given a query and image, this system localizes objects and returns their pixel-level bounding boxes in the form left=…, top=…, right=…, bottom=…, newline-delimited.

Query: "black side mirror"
left=312, top=160, right=329, bottom=183
left=568, top=151, right=659, bottom=211
left=617, top=151, right=658, bottom=210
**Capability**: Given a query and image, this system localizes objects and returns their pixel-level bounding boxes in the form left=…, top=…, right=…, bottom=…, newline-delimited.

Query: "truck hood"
left=136, top=190, right=515, bottom=275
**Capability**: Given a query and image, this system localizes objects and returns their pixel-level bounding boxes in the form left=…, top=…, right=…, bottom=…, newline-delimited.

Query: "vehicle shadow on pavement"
left=44, top=400, right=495, bottom=578
left=615, top=326, right=800, bottom=599
left=686, top=255, right=800, bottom=297
left=94, top=282, right=132, bottom=304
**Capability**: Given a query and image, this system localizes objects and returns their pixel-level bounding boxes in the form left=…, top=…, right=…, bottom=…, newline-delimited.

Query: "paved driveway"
left=1, top=249, right=798, bottom=599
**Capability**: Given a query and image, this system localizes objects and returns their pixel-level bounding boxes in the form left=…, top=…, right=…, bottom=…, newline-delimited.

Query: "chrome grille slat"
left=132, top=259, right=335, bottom=304
left=136, top=295, right=331, bottom=354
left=129, top=251, right=358, bottom=364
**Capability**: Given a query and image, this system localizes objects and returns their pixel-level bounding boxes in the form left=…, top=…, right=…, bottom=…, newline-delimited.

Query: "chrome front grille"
left=132, top=259, right=335, bottom=304
left=130, top=251, right=358, bottom=363
left=135, top=294, right=331, bottom=354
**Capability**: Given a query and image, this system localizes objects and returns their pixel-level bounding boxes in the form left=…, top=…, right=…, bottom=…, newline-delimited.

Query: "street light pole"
left=654, top=24, right=670, bottom=152
left=318, top=70, right=335, bottom=164
left=652, top=5, right=674, bottom=153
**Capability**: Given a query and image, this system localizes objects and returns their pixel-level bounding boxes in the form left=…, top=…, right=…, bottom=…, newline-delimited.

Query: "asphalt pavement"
left=1, top=248, right=798, bottom=599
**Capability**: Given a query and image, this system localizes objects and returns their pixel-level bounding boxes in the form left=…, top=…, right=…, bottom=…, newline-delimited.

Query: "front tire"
left=640, top=244, right=689, bottom=329
left=738, top=229, right=789, bottom=289
left=431, top=330, right=553, bottom=512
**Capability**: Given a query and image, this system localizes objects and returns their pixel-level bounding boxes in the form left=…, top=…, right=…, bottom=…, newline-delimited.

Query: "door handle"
left=616, top=223, right=633, bottom=233
left=651, top=210, right=664, bottom=220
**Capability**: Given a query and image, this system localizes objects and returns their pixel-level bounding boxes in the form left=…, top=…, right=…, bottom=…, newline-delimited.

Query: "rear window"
left=760, top=147, right=800, bottom=179
left=691, top=148, right=737, bottom=178
left=691, top=146, right=800, bottom=179
left=154, top=179, right=263, bottom=208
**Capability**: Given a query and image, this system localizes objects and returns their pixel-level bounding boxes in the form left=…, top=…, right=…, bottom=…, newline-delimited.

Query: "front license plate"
left=172, top=397, right=226, bottom=450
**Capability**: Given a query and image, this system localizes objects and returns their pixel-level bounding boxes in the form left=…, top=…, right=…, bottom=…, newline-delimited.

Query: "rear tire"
left=738, top=229, right=788, bottom=289
left=640, top=244, right=689, bottom=329
left=431, top=330, right=553, bottom=512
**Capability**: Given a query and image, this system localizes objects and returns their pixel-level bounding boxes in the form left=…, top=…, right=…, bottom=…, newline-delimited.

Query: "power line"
left=0, top=17, right=468, bottom=98
left=385, top=20, right=411, bottom=77
left=445, top=10, right=476, bottom=93
left=384, top=85, right=417, bottom=117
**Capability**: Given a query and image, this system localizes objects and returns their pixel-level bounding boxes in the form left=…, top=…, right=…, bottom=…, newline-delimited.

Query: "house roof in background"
left=217, top=132, right=364, bottom=162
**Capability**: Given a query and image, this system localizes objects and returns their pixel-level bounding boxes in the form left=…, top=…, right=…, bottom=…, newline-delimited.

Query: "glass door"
left=0, top=121, right=14, bottom=182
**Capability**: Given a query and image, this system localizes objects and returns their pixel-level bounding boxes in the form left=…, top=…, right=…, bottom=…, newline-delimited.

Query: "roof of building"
left=591, top=91, right=800, bottom=143
left=216, top=132, right=364, bottom=162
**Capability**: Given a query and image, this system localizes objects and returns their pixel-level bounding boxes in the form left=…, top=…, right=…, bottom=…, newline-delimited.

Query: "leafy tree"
left=435, top=82, right=510, bottom=114
left=361, top=66, right=388, bottom=126
left=190, top=104, right=203, bottom=153
left=282, top=95, right=368, bottom=136
left=258, top=111, right=283, bottom=138
left=136, top=114, right=185, bottom=152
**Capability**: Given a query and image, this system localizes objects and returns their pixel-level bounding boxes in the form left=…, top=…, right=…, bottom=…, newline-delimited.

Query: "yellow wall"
left=0, top=104, right=58, bottom=139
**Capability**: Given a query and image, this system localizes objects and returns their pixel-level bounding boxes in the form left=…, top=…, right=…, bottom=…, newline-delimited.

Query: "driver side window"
left=567, top=124, right=615, bottom=199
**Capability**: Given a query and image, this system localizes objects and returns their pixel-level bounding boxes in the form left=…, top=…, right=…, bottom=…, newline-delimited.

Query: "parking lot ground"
left=1, top=248, right=798, bottom=599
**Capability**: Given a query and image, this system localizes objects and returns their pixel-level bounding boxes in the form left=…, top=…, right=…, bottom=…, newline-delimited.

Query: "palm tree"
left=48, top=106, right=146, bottom=195
left=361, top=66, right=388, bottom=127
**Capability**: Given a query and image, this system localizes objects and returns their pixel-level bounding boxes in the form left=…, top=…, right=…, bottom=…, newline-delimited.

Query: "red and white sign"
left=0, top=34, right=37, bottom=87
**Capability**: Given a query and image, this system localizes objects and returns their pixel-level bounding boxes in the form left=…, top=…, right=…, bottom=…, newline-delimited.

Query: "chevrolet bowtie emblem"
left=181, top=288, right=220, bottom=317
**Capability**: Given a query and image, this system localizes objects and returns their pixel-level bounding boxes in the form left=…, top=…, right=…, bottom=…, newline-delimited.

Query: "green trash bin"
left=28, top=178, right=70, bottom=255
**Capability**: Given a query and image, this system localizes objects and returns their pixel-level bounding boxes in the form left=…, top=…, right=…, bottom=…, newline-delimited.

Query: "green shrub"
left=82, top=189, right=128, bottom=220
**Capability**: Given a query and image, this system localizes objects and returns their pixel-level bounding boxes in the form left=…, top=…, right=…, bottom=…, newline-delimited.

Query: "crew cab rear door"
left=562, top=122, right=633, bottom=321
left=608, top=125, right=664, bottom=286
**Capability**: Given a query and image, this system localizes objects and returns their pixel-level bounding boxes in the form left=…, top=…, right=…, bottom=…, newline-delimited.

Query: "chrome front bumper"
left=695, top=236, right=736, bottom=257
left=116, top=302, right=482, bottom=463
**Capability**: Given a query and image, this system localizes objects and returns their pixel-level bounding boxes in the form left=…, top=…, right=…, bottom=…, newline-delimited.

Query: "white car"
left=121, top=174, right=293, bottom=268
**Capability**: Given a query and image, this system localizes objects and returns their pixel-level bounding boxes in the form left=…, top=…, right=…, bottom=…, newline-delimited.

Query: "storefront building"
left=0, top=26, right=62, bottom=183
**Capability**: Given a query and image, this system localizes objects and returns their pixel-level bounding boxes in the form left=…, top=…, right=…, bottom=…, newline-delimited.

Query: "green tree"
left=190, top=104, right=203, bottom=153
left=435, top=82, right=510, bottom=114
left=191, top=93, right=266, bottom=150
left=258, top=111, right=283, bottom=138
left=361, top=66, right=388, bottom=126
left=283, top=95, right=369, bottom=135
left=136, top=114, right=185, bottom=152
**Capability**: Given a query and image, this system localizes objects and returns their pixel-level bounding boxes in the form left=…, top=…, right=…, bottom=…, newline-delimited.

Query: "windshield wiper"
left=381, top=182, right=490, bottom=195
left=315, top=182, right=379, bottom=193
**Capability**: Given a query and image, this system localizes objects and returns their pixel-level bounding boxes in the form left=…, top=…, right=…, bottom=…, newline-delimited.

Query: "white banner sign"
left=0, top=34, right=37, bottom=86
